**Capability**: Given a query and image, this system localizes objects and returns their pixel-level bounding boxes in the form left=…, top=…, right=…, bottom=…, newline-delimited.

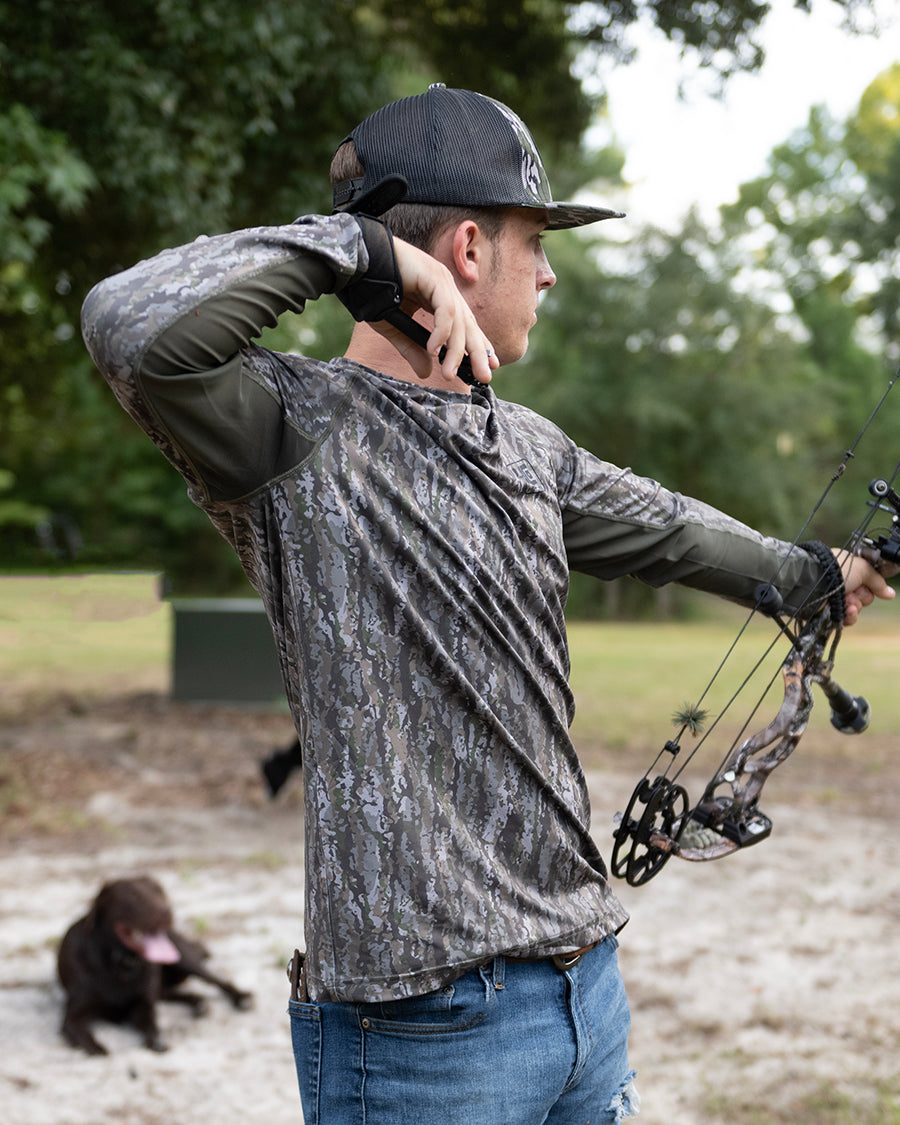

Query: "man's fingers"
left=833, top=548, right=896, bottom=625
left=391, top=238, right=496, bottom=384
left=428, top=307, right=495, bottom=384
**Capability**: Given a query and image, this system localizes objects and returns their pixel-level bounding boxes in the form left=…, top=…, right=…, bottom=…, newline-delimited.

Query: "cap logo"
left=521, top=151, right=544, bottom=203
left=491, top=99, right=550, bottom=204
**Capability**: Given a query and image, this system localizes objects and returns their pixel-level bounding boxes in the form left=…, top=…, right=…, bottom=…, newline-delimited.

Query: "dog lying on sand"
left=57, top=875, right=253, bottom=1055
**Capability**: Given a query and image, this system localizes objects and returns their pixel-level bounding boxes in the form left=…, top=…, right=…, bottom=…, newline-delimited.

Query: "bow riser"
left=687, top=612, right=831, bottom=838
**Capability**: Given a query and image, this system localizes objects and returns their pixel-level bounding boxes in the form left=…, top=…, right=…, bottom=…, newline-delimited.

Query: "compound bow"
left=611, top=380, right=900, bottom=888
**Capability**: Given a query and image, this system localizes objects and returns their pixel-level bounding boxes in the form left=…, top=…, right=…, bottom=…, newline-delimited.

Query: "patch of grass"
left=0, top=752, right=104, bottom=839
left=567, top=598, right=900, bottom=756
left=243, top=849, right=287, bottom=870
left=703, top=1076, right=900, bottom=1125
left=0, top=754, right=31, bottom=822
left=1, top=572, right=169, bottom=699
left=5, top=574, right=900, bottom=758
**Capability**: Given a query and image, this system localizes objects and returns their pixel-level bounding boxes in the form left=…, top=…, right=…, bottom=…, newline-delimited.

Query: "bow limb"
left=612, top=602, right=842, bottom=881
left=674, top=609, right=828, bottom=861
left=611, top=461, right=900, bottom=887
left=676, top=671, right=809, bottom=860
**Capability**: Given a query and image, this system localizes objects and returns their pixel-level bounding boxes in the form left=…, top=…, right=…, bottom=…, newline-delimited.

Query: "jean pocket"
left=357, top=975, right=493, bottom=1036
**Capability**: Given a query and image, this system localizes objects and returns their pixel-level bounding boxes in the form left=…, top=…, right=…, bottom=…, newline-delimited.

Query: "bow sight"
left=864, top=477, right=900, bottom=567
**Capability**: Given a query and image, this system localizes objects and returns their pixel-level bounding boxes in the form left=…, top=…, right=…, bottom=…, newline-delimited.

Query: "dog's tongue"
left=139, top=931, right=181, bottom=964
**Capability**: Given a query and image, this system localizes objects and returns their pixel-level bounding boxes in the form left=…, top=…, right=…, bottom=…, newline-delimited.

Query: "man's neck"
left=343, top=321, right=475, bottom=393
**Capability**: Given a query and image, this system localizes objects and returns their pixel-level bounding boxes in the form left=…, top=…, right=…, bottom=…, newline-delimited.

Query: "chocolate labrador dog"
left=57, top=875, right=253, bottom=1055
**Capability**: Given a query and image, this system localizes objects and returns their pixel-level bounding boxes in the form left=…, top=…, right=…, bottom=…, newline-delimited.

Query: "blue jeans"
left=288, top=936, right=639, bottom=1124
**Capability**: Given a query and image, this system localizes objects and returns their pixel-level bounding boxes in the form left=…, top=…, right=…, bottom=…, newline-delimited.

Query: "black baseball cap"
left=333, top=84, right=623, bottom=230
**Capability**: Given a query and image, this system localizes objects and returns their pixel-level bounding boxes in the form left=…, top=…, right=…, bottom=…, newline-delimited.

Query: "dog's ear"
left=84, top=882, right=114, bottom=934
left=129, top=877, right=174, bottom=933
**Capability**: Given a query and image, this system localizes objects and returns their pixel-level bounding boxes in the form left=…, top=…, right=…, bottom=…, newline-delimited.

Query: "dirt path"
left=1, top=691, right=898, bottom=1124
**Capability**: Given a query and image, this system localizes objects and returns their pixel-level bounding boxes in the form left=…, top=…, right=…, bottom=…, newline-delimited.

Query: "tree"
left=718, top=65, right=900, bottom=538
left=1, top=0, right=398, bottom=581
left=0, top=0, right=886, bottom=584
left=508, top=215, right=832, bottom=530
left=720, top=63, right=900, bottom=348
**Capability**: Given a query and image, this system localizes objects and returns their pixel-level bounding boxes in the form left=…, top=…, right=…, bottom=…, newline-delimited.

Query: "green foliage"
left=0, top=0, right=893, bottom=594
left=0, top=102, right=98, bottom=527
left=717, top=70, right=900, bottom=545
left=722, top=70, right=900, bottom=358
left=572, top=0, right=769, bottom=81
left=0, top=469, right=49, bottom=533
left=1, top=0, right=402, bottom=586
left=0, top=103, right=95, bottom=264
left=505, top=217, right=833, bottom=539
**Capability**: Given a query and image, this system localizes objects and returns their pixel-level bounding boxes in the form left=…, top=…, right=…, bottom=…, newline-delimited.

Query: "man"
left=82, top=84, right=891, bottom=1124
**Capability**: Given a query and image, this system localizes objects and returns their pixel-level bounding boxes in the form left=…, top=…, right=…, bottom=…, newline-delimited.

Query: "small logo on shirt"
left=507, top=459, right=543, bottom=487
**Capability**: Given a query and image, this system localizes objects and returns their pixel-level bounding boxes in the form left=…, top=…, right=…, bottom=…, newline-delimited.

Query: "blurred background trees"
left=1, top=0, right=897, bottom=609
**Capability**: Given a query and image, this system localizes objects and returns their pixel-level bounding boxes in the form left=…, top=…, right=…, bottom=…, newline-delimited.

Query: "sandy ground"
left=1, top=690, right=898, bottom=1125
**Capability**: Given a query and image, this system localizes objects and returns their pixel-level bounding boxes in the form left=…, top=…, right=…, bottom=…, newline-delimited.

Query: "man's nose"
left=538, top=249, right=556, bottom=291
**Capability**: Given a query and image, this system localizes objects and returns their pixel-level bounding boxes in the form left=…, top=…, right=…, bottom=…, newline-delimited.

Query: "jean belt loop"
left=492, top=956, right=505, bottom=991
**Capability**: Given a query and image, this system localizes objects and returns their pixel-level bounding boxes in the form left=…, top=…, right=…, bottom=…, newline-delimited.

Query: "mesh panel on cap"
left=338, top=86, right=623, bottom=229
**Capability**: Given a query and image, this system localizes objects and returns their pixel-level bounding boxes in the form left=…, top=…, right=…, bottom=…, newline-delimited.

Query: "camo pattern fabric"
left=82, top=215, right=819, bottom=1002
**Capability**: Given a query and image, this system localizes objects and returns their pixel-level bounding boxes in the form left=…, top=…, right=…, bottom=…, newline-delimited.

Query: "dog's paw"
left=232, top=990, right=254, bottom=1011
left=63, top=1027, right=109, bottom=1056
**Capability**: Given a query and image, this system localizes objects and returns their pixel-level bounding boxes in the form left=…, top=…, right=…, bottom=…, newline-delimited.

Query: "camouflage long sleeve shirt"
left=82, top=213, right=825, bottom=1002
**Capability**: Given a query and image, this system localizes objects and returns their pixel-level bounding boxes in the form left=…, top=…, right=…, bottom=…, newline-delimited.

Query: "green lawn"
left=0, top=572, right=170, bottom=699
left=4, top=574, right=900, bottom=756
left=568, top=598, right=900, bottom=760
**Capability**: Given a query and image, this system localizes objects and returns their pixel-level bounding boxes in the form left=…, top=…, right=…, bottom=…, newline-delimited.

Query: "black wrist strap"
left=801, top=539, right=846, bottom=623
left=337, top=216, right=403, bottom=323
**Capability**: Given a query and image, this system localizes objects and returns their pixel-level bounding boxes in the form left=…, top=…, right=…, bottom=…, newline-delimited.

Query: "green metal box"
left=170, top=598, right=286, bottom=706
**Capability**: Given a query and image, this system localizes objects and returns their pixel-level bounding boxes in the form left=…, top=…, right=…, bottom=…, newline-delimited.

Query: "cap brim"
left=544, top=202, right=625, bottom=230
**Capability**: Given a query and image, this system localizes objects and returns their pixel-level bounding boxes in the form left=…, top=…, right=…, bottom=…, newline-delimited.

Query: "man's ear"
left=448, top=220, right=485, bottom=285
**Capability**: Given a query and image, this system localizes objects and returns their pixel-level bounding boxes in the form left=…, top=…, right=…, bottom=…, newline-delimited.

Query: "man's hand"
left=378, top=239, right=499, bottom=385
left=835, top=549, right=895, bottom=625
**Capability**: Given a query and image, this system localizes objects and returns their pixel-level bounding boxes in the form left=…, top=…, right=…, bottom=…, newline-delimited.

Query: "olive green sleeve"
left=561, top=454, right=823, bottom=618
left=82, top=214, right=398, bottom=502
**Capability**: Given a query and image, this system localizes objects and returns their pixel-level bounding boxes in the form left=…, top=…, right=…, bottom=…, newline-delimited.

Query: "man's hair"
left=330, top=140, right=504, bottom=253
